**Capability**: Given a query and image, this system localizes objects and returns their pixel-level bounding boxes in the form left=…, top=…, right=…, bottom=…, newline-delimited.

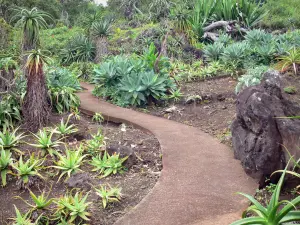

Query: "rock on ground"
left=231, top=71, right=300, bottom=185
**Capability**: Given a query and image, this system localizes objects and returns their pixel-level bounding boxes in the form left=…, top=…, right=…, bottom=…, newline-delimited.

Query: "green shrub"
left=40, top=26, right=84, bottom=56
left=235, top=66, right=268, bottom=93
left=284, top=86, right=297, bottom=94
left=0, top=95, right=22, bottom=129
left=49, top=87, right=80, bottom=114
left=61, top=34, right=96, bottom=65
left=221, top=42, right=250, bottom=69
left=204, top=42, right=224, bottom=62
left=47, top=66, right=81, bottom=90
left=261, top=0, right=300, bottom=29
left=92, top=55, right=176, bottom=107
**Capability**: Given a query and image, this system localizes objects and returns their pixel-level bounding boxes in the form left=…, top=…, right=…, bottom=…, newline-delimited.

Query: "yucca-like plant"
left=11, top=154, right=44, bottom=186
left=54, top=115, right=78, bottom=138
left=30, top=128, right=62, bottom=157
left=94, top=184, right=122, bottom=208
left=90, top=19, right=112, bottom=63
left=16, top=189, right=53, bottom=211
left=0, top=127, right=25, bottom=152
left=54, top=192, right=91, bottom=223
left=0, top=148, right=12, bottom=186
left=52, top=147, right=87, bottom=181
left=276, top=48, right=300, bottom=75
left=231, top=164, right=300, bottom=225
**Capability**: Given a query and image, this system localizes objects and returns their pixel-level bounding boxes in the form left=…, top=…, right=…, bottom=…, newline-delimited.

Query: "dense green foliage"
left=262, top=0, right=300, bottom=29
left=92, top=53, right=176, bottom=106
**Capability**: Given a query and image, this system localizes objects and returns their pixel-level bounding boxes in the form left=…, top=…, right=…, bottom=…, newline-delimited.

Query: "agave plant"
left=231, top=165, right=300, bottom=225
left=0, top=148, right=12, bottom=186
left=204, top=42, right=225, bottom=62
left=52, top=146, right=87, bottom=181
left=11, top=154, right=44, bottom=186
left=54, top=192, right=91, bottom=223
left=90, top=151, right=128, bottom=178
left=30, top=128, right=62, bottom=156
left=11, top=205, right=38, bottom=225
left=54, top=115, right=78, bottom=138
left=0, top=127, right=25, bottom=152
left=15, top=189, right=53, bottom=211
left=94, top=184, right=122, bottom=208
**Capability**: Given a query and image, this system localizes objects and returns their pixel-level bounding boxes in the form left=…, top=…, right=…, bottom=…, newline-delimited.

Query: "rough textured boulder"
left=107, top=144, right=137, bottom=169
left=231, top=71, right=300, bottom=185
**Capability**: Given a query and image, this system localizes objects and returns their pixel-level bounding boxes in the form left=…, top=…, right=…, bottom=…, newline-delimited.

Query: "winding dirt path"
left=77, top=83, right=257, bottom=225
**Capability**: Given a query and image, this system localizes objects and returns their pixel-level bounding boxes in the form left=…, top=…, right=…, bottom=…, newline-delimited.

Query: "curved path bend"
left=77, top=83, right=257, bottom=225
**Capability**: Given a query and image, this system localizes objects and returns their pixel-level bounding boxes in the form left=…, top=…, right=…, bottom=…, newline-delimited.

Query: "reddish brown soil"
left=0, top=114, right=161, bottom=225
left=142, top=74, right=300, bottom=145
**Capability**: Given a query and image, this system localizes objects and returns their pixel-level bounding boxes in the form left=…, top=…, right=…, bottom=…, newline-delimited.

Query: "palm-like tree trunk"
left=22, top=62, right=50, bottom=131
left=95, top=36, right=109, bottom=63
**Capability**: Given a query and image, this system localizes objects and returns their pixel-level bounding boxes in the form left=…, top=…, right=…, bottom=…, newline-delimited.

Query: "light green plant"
left=235, top=66, right=268, bottom=93
left=276, top=48, right=300, bottom=75
left=54, top=192, right=91, bottom=223
left=0, top=127, right=25, bottom=152
left=92, top=112, right=104, bottom=123
left=0, top=148, right=12, bottom=186
left=30, top=128, right=62, bottom=157
left=11, top=205, right=37, bottom=225
left=11, top=154, right=44, bottom=185
left=52, top=147, right=87, bottom=181
left=231, top=165, right=300, bottom=225
left=204, top=42, right=224, bottom=62
left=90, top=151, right=128, bottom=178
left=168, top=89, right=183, bottom=102
left=54, top=115, right=78, bottom=137
left=86, top=129, right=106, bottom=155
left=49, top=87, right=80, bottom=114
left=16, top=189, right=53, bottom=211
left=94, top=184, right=122, bottom=208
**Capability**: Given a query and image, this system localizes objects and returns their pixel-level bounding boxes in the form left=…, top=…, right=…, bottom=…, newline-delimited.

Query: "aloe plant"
left=231, top=165, right=300, bottom=225
left=0, top=148, right=12, bottom=186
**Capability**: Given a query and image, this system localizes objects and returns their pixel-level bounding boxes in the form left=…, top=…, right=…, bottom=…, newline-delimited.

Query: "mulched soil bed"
left=0, top=114, right=161, bottom=225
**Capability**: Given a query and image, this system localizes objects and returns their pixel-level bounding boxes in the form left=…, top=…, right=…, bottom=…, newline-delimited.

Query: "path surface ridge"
left=77, top=83, right=257, bottom=225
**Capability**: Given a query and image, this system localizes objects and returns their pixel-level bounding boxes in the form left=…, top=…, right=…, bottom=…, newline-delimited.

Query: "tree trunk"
left=95, top=36, right=109, bottom=63
left=22, top=63, right=50, bottom=132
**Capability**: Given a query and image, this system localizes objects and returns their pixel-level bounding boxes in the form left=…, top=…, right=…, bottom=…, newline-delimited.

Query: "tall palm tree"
left=90, top=18, right=112, bottom=63
left=22, top=49, right=50, bottom=131
left=10, top=7, right=52, bottom=51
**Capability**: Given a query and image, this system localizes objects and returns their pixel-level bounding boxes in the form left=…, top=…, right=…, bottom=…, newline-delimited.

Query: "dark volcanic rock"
left=231, top=71, right=300, bottom=185
left=66, top=172, right=92, bottom=189
left=107, top=144, right=137, bottom=169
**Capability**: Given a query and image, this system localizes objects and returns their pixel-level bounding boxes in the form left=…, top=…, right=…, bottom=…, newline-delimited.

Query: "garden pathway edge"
left=77, top=83, right=257, bottom=225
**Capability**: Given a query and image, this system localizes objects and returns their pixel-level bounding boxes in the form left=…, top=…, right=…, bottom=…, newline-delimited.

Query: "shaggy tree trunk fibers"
left=22, top=63, right=50, bottom=132
left=95, top=37, right=109, bottom=63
